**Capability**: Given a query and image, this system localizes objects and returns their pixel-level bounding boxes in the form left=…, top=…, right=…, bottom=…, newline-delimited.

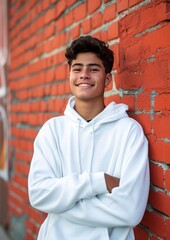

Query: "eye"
left=90, top=68, right=99, bottom=72
left=72, top=68, right=81, bottom=72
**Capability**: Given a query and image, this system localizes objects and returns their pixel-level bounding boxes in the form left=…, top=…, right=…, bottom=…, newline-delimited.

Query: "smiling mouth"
left=75, top=83, right=95, bottom=87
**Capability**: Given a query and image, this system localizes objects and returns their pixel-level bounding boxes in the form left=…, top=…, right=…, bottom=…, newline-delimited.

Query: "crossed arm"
left=28, top=124, right=149, bottom=229
left=104, top=173, right=120, bottom=192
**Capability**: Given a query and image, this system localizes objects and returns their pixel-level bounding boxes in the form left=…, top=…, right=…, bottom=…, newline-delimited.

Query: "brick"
left=11, top=128, right=38, bottom=141
left=44, top=38, right=55, bottom=53
left=92, top=31, right=103, bottom=42
left=104, top=95, right=118, bottom=106
left=91, top=12, right=103, bottom=30
left=143, top=24, right=170, bottom=58
left=48, top=98, right=56, bottom=112
left=25, top=218, right=38, bottom=234
left=120, top=1, right=169, bottom=37
left=10, top=183, right=28, bottom=201
left=67, top=0, right=77, bottom=7
left=88, top=0, right=101, bottom=14
left=119, top=94, right=136, bottom=112
left=165, top=168, right=170, bottom=191
left=51, top=98, right=67, bottom=113
left=45, top=69, right=55, bottom=83
left=8, top=192, right=27, bottom=213
left=115, top=70, right=142, bottom=90
left=14, top=161, right=30, bottom=176
left=166, top=219, right=170, bottom=240
left=65, top=81, right=71, bottom=94
left=137, top=93, right=151, bottom=112
left=129, top=0, right=143, bottom=7
left=27, top=206, right=46, bottom=225
left=131, top=114, right=151, bottom=135
left=153, top=114, right=170, bottom=139
left=107, top=21, right=119, bottom=40
left=11, top=137, right=33, bottom=152
left=42, top=1, right=49, bottom=11
left=56, top=0, right=67, bottom=17
left=122, top=40, right=144, bottom=68
left=51, top=84, right=58, bottom=96
left=150, top=236, right=161, bottom=240
left=134, top=226, right=148, bottom=240
left=46, top=55, right=54, bottom=68
left=148, top=136, right=170, bottom=164
left=16, top=90, right=29, bottom=101
left=56, top=17, right=65, bottom=31
left=150, top=162, right=164, bottom=189
left=44, top=85, right=52, bottom=96
left=57, top=83, right=65, bottom=95
left=149, top=190, right=170, bottom=216
left=110, top=43, right=119, bottom=69
left=28, top=113, right=45, bottom=126
left=142, top=211, right=166, bottom=239
left=64, top=10, right=74, bottom=27
left=8, top=202, right=22, bottom=217
left=30, top=101, right=40, bottom=112
left=40, top=100, right=48, bottom=112
left=155, top=93, right=170, bottom=111
left=25, top=232, right=35, bottom=240
left=81, top=18, right=91, bottom=34
left=74, top=2, right=87, bottom=21
left=103, top=2, right=116, bottom=23
left=140, top=60, right=169, bottom=91
left=117, top=0, right=129, bottom=13
left=55, top=65, right=67, bottom=80
left=72, top=24, right=81, bottom=39
left=12, top=174, right=28, bottom=189
left=98, top=31, right=108, bottom=42
left=140, top=1, right=168, bottom=32
left=44, top=23, right=55, bottom=38
left=58, top=32, right=66, bottom=46
left=44, top=8, right=55, bottom=24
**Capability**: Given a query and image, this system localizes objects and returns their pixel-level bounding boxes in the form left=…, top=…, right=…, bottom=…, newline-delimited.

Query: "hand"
left=104, top=173, right=120, bottom=193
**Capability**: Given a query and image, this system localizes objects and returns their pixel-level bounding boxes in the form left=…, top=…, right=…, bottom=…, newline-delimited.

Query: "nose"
left=80, top=68, right=90, bottom=79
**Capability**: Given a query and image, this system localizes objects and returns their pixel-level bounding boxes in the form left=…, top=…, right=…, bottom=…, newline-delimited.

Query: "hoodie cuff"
left=90, top=172, right=108, bottom=196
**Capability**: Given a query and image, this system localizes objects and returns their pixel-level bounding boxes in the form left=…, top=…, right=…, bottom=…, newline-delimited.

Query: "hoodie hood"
left=64, top=96, right=129, bottom=128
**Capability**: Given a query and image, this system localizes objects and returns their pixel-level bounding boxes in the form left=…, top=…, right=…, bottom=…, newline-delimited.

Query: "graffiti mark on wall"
left=0, top=0, right=9, bottom=181
left=0, top=102, right=9, bottom=181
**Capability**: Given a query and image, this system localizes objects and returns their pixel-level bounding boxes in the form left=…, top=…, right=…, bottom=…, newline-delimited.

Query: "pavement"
left=0, top=226, right=11, bottom=240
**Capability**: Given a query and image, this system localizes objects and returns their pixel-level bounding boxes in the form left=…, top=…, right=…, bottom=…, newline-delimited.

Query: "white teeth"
left=80, top=84, right=90, bottom=86
left=78, top=83, right=92, bottom=86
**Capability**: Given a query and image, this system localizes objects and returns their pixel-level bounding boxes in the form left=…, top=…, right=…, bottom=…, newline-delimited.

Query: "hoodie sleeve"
left=60, top=124, right=150, bottom=228
left=28, top=122, right=108, bottom=214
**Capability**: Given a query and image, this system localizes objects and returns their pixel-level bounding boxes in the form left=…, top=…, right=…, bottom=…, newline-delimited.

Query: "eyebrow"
left=71, top=63, right=102, bottom=68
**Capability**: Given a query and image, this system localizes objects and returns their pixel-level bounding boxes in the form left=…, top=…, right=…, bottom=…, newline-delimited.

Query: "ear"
left=105, top=73, right=112, bottom=87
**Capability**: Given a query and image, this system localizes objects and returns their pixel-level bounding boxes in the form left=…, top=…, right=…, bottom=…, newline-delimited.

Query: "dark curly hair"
left=65, top=35, right=114, bottom=73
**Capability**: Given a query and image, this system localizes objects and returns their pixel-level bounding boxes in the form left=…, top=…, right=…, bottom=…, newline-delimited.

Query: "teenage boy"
left=28, top=35, right=150, bottom=240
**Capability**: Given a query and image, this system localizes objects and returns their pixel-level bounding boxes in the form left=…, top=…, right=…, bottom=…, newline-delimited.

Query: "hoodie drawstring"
left=77, top=119, right=82, bottom=173
left=89, top=122, right=95, bottom=171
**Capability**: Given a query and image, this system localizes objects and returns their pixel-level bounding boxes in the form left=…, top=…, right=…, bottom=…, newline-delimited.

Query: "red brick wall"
left=7, top=0, right=170, bottom=239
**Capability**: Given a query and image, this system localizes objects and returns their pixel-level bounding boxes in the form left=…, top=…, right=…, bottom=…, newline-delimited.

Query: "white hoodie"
left=28, top=96, right=150, bottom=240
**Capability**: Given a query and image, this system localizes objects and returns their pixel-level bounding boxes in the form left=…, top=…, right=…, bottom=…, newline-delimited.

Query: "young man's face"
left=69, top=52, right=111, bottom=102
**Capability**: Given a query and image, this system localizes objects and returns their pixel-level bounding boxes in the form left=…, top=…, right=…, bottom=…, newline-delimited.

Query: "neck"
left=74, top=98, right=105, bottom=121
